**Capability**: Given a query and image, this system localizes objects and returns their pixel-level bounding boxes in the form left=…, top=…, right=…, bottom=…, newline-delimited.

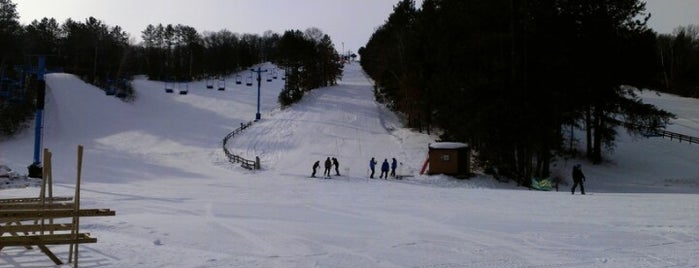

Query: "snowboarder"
left=332, top=157, right=340, bottom=176
left=571, top=164, right=586, bottom=195
left=369, top=157, right=377, bottom=178
left=311, top=160, right=320, bottom=177
left=390, top=158, right=397, bottom=178
left=324, top=157, right=332, bottom=177
left=380, top=159, right=390, bottom=179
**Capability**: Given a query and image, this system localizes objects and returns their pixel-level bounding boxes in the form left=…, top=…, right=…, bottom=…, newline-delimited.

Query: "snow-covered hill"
left=1, top=62, right=697, bottom=267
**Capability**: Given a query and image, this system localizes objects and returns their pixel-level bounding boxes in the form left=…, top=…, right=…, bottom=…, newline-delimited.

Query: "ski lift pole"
left=251, top=67, right=268, bottom=121
left=29, top=56, right=46, bottom=178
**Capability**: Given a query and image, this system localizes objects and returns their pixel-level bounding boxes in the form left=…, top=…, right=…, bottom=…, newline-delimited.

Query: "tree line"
left=275, top=29, right=343, bottom=106
left=656, top=25, right=699, bottom=97
left=359, top=0, right=686, bottom=185
left=0, top=0, right=342, bottom=136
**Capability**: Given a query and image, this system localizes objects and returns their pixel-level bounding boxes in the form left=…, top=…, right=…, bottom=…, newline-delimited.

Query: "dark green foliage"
left=278, top=67, right=303, bottom=107
left=0, top=73, right=36, bottom=137
left=0, top=0, right=22, bottom=69
left=0, top=101, right=33, bottom=136
left=141, top=24, right=259, bottom=81
left=58, top=17, right=134, bottom=87
left=275, top=29, right=343, bottom=107
left=23, top=18, right=61, bottom=55
left=0, top=0, right=30, bottom=137
left=361, top=0, right=675, bottom=183
left=656, top=26, right=699, bottom=97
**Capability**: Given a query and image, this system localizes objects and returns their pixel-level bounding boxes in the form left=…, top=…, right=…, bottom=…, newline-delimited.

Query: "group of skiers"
left=368, top=157, right=398, bottom=179
left=311, top=157, right=340, bottom=178
left=310, top=157, right=588, bottom=194
left=311, top=157, right=400, bottom=179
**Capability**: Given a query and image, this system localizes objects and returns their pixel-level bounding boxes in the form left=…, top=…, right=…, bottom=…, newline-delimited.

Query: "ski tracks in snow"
left=202, top=201, right=390, bottom=267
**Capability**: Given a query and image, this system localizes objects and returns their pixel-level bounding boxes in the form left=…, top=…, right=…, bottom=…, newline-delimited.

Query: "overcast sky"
left=14, top=0, right=699, bottom=54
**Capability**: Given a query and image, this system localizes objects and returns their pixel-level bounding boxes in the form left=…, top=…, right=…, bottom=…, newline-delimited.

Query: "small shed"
left=428, top=142, right=470, bottom=176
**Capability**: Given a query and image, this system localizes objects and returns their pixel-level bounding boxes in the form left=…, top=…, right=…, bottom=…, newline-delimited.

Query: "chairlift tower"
left=27, top=56, right=47, bottom=178
left=251, top=67, right=268, bottom=121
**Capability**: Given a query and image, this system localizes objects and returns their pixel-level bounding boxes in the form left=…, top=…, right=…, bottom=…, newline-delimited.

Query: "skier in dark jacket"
left=571, top=164, right=586, bottom=195
left=369, top=157, right=377, bottom=178
left=390, top=158, right=397, bottom=178
left=324, top=157, right=332, bottom=177
left=380, top=159, right=390, bottom=179
left=332, top=157, right=340, bottom=176
left=311, top=161, right=320, bottom=177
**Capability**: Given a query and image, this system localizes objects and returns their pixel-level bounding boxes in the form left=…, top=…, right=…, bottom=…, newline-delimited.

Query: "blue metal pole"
left=27, top=56, right=46, bottom=178
left=32, top=110, right=43, bottom=164
left=32, top=56, right=46, bottom=165
left=256, top=67, right=261, bottom=121
left=251, top=67, right=267, bottom=121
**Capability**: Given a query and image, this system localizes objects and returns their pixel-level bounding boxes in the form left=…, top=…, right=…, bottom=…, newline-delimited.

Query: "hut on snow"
left=427, top=142, right=471, bottom=177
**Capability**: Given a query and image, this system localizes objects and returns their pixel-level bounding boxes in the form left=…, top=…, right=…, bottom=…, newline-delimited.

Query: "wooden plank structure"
left=0, top=146, right=115, bottom=267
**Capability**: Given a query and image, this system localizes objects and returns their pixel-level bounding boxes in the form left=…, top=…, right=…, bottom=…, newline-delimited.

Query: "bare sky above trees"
left=13, top=0, right=699, bottom=54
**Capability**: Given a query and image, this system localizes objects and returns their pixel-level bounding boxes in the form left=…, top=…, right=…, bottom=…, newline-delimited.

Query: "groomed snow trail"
left=227, top=62, right=428, bottom=179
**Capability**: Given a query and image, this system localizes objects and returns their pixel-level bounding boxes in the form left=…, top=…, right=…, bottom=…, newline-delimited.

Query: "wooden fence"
left=649, top=129, right=699, bottom=145
left=222, top=121, right=260, bottom=170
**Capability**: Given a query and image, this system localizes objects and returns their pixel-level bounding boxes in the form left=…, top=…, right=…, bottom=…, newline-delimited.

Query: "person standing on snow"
left=324, top=157, right=332, bottom=177
left=311, top=160, right=320, bottom=177
left=390, top=158, right=397, bottom=178
left=332, top=157, right=340, bottom=176
left=369, top=157, right=377, bottom=178
left=571, top=164, right=586, bottom=195
left=380, top=159, right=390, bottom=179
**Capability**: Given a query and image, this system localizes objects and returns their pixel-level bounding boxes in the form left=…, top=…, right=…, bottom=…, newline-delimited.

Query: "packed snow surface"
left=1, top=62, right=698, bottom=267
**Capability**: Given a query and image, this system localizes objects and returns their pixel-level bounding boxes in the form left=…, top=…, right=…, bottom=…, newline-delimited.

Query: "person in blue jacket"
left=369, top=157, right=377, bottom=178
left=380, top=159, right=390, bottom=179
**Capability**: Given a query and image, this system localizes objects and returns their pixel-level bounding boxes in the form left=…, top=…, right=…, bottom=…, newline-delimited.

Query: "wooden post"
left=39, top=149, right=48, bottom=235
left=69, top=145, right=83, bottom=267
left=47, top=149, right=53, bottom=203
left=46, top=150, right=54, bottom=234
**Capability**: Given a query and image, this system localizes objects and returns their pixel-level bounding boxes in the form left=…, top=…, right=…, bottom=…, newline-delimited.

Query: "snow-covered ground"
left=1, top=62, right=697, bottom=267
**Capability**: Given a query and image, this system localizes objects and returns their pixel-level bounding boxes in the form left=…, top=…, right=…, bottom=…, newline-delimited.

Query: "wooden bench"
left=0, top=146, right=115, bottom=267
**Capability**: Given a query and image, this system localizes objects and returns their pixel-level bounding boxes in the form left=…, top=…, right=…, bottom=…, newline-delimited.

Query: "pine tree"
left=360, top=0, right=674, bottom=181
left=0, top=0, right=22, bottom=68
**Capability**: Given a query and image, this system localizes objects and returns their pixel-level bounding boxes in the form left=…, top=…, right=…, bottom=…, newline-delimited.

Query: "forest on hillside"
left=0, top=0, right=342, bottom=136
left=359, top=0, right=698, bottom=184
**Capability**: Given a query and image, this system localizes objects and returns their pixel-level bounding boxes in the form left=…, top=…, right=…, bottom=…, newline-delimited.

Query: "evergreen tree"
left=0, top=0, right=22, bottom=69
left=274, top=29, right=342, bottom=107
left=0, top=0, right=33, bottom=137
left=360, top=0, right=674, bottom=182
left=656, top=26, right=699, bottom=97
left=23, top=18, right=61, bottom=56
